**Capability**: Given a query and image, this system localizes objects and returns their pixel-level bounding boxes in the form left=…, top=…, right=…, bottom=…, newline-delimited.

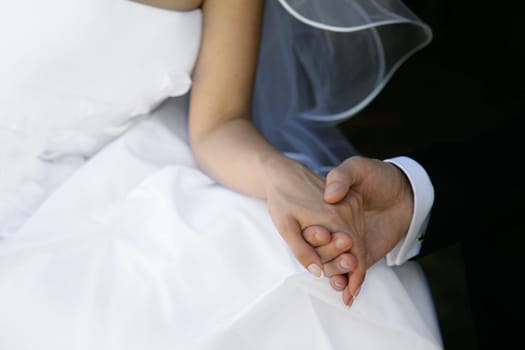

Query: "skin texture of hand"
left=304, top=156, right=414, bottom=305
left=263, top=157, right=363, bottom=279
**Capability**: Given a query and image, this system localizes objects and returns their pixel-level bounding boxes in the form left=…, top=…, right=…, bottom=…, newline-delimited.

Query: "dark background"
left=339, top=1, right=522, bottom=349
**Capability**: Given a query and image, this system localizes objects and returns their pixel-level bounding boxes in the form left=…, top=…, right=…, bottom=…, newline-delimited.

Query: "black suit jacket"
left=347, top=2, right=524, bottom=347
left=414, top=114, right=522, bottom=257
left=410, top=114, right=522, bottom=349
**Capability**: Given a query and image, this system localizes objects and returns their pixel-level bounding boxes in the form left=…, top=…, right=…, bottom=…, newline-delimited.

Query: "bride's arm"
left=189, top=0, right=366, bottom=287
left=188, top=0, right=272, bottom=198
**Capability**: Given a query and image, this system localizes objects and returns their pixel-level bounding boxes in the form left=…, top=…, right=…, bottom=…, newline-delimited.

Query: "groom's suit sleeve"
left=409, top=116, right=522, bottom=258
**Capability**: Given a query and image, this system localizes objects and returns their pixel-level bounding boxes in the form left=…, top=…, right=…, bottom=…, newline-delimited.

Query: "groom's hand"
left=305, top=156, right=414, bottom=305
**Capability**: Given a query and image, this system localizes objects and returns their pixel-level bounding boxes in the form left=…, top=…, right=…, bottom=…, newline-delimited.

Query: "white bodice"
left=0, top=0, right=202, bottom=238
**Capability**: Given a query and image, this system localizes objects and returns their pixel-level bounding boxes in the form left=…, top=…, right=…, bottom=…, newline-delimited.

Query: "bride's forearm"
left=186, top=0, right=273, bottom=196
left=190, top=117, right=300, bottom=199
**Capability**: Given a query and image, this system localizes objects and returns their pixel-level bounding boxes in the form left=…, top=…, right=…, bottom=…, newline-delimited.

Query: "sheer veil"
left=252, top=0, right=432, bottom=173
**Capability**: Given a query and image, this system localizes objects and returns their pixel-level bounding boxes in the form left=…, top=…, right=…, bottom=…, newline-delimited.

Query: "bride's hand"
left=263, top=157, right=366, bottom=289
left=302, top=226, right=358, bottom=302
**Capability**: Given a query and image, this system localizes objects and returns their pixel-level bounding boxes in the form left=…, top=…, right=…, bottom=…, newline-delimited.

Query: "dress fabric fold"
left=0, top=1, right=441, bottom=349
left=0, top=98, right=442, bottom=349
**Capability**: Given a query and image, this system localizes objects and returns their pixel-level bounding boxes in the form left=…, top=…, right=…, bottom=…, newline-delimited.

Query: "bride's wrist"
left=259, top=153, right=305, bottom=198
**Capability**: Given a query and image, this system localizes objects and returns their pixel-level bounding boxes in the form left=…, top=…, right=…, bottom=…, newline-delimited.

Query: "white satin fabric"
left=0, top=97, right=442, bottom=349
left=0, top=0, right=202, bottom=240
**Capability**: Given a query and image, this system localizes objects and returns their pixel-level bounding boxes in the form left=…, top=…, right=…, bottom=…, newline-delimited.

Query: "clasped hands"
left=265, top=156, right=414, bottom=306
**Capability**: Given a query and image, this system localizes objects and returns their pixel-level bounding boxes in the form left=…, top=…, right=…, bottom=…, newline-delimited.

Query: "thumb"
left=324, top=162, right=355, bottom=204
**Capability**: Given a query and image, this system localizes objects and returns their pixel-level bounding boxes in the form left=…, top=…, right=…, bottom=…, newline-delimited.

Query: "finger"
left=324, top=156, right=368, bottom=204
left=276, top=217, right=324, bottom=278
left=302, top=225, right=331, bottom=247
left=335, top=187, right=366, bottom=305
left=342, top=282, right=353, bottom=306
left=342, top=269, right=365, bottom=306
left=347, top=268, right=365, bottom=302
left=340, top=246, right=365, bottom=305
left=324, top=163, right=354, bottom=204
left=330, top=275, right=348, bottom=292
left=315, top=231, right=353, bottom=262
left=323, top=253, right=357, bottom=277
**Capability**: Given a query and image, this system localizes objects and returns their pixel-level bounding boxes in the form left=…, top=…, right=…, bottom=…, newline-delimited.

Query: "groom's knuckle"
left=350, top=155, right=368, bottom=168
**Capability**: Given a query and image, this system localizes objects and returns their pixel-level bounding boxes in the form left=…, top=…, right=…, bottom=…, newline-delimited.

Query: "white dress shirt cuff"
left=383, top=156, right=434, bottom=266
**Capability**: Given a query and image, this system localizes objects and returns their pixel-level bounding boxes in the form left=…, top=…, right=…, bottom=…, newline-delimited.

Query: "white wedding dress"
left=0, top=1, right=442, bottom=349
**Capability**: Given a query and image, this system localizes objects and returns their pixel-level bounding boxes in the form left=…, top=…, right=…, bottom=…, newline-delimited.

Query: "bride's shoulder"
left=130, top=0, right=203, bottom=11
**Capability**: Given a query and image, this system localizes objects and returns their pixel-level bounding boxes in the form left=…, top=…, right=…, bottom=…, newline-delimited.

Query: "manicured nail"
left=335, top=238, right=346, bottom=249
left=314, top=231, right=325, bottom=242
left=347, top=287, right=360, bottom=308
left=307, top=264, right=323, bottom=278
left=340, top=259, right=351, bottom=269
left=325, top=182, right=343, bottom=197
left=334, top=279, right=345, bottom=289
left=347, top=297, right=354, bottom=308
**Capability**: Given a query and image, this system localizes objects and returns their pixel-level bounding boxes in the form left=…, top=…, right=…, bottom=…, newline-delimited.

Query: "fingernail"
left=347, top=297, right=354, bottom=308
left=307, top=264, right=323, bottom=278
left=325, top=182, right=343, bottom=197
left=334, top=279, right=345, bottom=289
left=314, top=231, right=325, bottom=242
left=335, top=238, right=346, bottom=249
left=340, top=259, right=351, bottom=269
left=347, top=287, right=360, bottom=309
